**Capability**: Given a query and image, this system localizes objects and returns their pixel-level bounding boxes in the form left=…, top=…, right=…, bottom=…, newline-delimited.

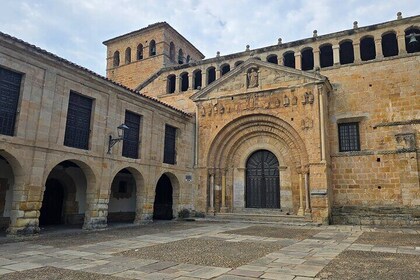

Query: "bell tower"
left=103, top=22, right=205, bottom=90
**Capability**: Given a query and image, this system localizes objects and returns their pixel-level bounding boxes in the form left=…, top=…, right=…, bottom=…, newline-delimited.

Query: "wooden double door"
left=246, top=150, right=280, bottom=209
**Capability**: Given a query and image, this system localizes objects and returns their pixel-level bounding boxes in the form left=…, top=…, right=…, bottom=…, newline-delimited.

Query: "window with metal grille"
left=163, top=125, right=177, bottom=164
left=122, top=111, right=141, bottom=159
left=0, top=67, right=22, bottom=136
left=338, top=122, right=360, bottom=152
left=64, top=91, right=92, bottom=150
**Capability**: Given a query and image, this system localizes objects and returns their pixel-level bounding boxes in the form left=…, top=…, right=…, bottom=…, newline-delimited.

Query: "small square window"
left=338, top=122, right=360, bottom=152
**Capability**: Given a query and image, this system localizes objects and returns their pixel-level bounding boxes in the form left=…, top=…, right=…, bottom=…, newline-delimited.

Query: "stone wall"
left=0, top=32, right=195, bottom=234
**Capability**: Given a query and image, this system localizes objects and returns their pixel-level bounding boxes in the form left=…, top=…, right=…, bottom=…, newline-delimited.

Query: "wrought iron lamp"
left=108, top=124, right=129, bottom=154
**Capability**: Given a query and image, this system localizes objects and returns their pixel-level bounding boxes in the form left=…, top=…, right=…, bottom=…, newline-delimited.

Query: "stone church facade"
left=0, top=14, right=419, bottom=234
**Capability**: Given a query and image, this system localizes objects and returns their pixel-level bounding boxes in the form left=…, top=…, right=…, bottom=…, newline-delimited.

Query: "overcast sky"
left=1, top=0, right=419, bottom=76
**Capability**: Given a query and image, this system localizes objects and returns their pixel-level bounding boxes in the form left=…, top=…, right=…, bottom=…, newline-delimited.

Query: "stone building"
left=0, top=14, right=419, bottom=234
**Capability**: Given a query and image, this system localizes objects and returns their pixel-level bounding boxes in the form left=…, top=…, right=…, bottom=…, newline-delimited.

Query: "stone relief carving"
left=283, top=95, right=290, bottom=107
left=301, top=117, right=313, bottom=130
left=302, top=91, right=315, bottom=105
left=247, top=68, right=259, bottom=88
left=395, top=133, right=416, bottom=150
left=292, top=96, right=298, bottom=106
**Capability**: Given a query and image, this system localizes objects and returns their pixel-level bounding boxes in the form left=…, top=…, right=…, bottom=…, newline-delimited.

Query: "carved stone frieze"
left=395, top=133, right=416, bottom=150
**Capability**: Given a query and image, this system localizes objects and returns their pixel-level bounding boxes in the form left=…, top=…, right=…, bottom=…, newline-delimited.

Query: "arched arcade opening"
left=153, top=173, right=179, bottom=220
left=108, top=168, right=140, bottom=224
left=39, top=160, right=87, bottom=228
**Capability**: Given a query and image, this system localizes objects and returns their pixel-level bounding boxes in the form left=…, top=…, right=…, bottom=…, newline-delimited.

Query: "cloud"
left=0, top=0, right=419, bottom=75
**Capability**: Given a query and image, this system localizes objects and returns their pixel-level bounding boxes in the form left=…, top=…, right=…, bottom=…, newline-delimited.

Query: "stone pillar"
left=278, top=55, right=284, bottom=66
left=202, top=71, right=207, bottom=87
left=177, top=75, right=182, bottom=93
left=188, top=73, right=193, bottom=90
left=304, top=171, right=311, bottom=213
left=375, top=38, right=383, bottom=59
left=216, top=68, right=221, bottom=80
left=221, top=169, right=227, bottom=213
left=332, top=45, right=340, bottom=65
left=208, top=172, right=215, bottom=214
left=397, top=32, right=407, bottom=55
left=353, top=42, right=361, bottom=63
left=83, top=185, right=108, bottom=230
left=313, top=49, right=320, bottom=69
left=297, top=171, right=305, bottom=216
left=294, top=52, right=302, bottom=70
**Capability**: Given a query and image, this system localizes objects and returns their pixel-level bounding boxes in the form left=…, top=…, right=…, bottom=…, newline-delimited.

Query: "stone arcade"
left=0, top=13, right=419, bottom=234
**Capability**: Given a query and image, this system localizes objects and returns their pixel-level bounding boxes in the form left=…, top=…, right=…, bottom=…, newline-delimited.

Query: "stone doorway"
left=153, top=174, right=173, bottom=220
left=0, top=155, right=13, bottom=232
left=39, top=179, right=64, bottom=226
left=246, top=150, right=280, bottom=209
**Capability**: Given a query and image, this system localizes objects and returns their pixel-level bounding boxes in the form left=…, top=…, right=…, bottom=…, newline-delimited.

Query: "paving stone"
left=83, top=263, right=131, bottom=275
left=112, top=269, right=148, bottom=279
left=1, top=262, right=43, bottom=272
left=0, top=257, right=18, bottom=266
left=0, top=269, right=13, bottom=275
left=260, top=272, right=295, bottom=280
left=227, top=268, right=263, bottom=277
left=184, top=267, right=231, bottom=279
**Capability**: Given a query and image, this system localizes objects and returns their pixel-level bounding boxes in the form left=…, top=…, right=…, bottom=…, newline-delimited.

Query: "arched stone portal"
left=108, top=168, right=137, bottom=224
left=153, top=174, right=173, bottom=220
left=246, top=150, right=280, bottom=209
left=0, top=155, right=14, bottom=231
left=40, top=160, right=87, bottom=228
left=205, top=114, right=309, bottom=214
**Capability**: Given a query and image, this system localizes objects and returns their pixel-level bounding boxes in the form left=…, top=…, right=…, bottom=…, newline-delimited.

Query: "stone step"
left=208, top=211, right=314, bottom=226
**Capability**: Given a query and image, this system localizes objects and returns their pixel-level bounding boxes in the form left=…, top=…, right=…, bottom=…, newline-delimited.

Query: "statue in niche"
left=207, top=104, right=212, bottom=116
left=247, top=68, right=259, bottom=88
left=292, top=96, right=298, bottom=105
left=274, top=98, right=281, bottom=108
left=247, top=94, right=256, bottom=110
left=219, top=104, right=225, bottom=114
left=283, top=95, right=290, bottom=107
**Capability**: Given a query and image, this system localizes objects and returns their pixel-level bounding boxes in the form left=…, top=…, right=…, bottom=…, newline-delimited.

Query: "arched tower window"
left=283, top=51, right=295, bottom=68
left=193, top=70, right=202, bottom=89
left=137, top=44, right=143, bottom=60
left=169, top=42, right=175, bottom=62
left=180, top=72, right=189, bottom=92
left=405, top=27, right=420, bottom=53
left=207, top=66, right=216, bottom=85
left=381, top=32, right=398, bottom=57
left=360, top=36, right=376, bottom=61
left=234, top=61, right=243, bottom=67
left=220, top=64, right=230, bottom=76
left=113, top=51, right=120, bottom=67
left=339, top=40, right=354, bottom=65
left=167, top=74, right=176, bottom=94
left=125, top=47, right=131, bottom=64
left=319, top=44, right=333, bottom=68
left=178, top=49, right=184, bottom=64
left=149, top=40, right=156, bottom=56
left=301, top=48, right=314, bottom=70
left=266, top=54, right=278, bottom=64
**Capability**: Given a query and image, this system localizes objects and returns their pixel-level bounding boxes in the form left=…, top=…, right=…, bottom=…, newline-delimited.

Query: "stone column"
left=318, top=85, right=326, bottom=162
left=294, top=52, right=302, bottom=70
left=220, top=169, right=227, bottom=213
left=375, top=38, right=383, bottom=59
left=297, top=171, right=305, bottom=216
left=313, top=49, right=320, bottom=69
left=397, top=32, right=407, bottom=55
left=304, top=170, right=311, bottom=213
left=332, top=45, right=340, bottom=65
left=208, top=171, right=215, bottom=214
left=353, top=42, right=361, bottom=63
